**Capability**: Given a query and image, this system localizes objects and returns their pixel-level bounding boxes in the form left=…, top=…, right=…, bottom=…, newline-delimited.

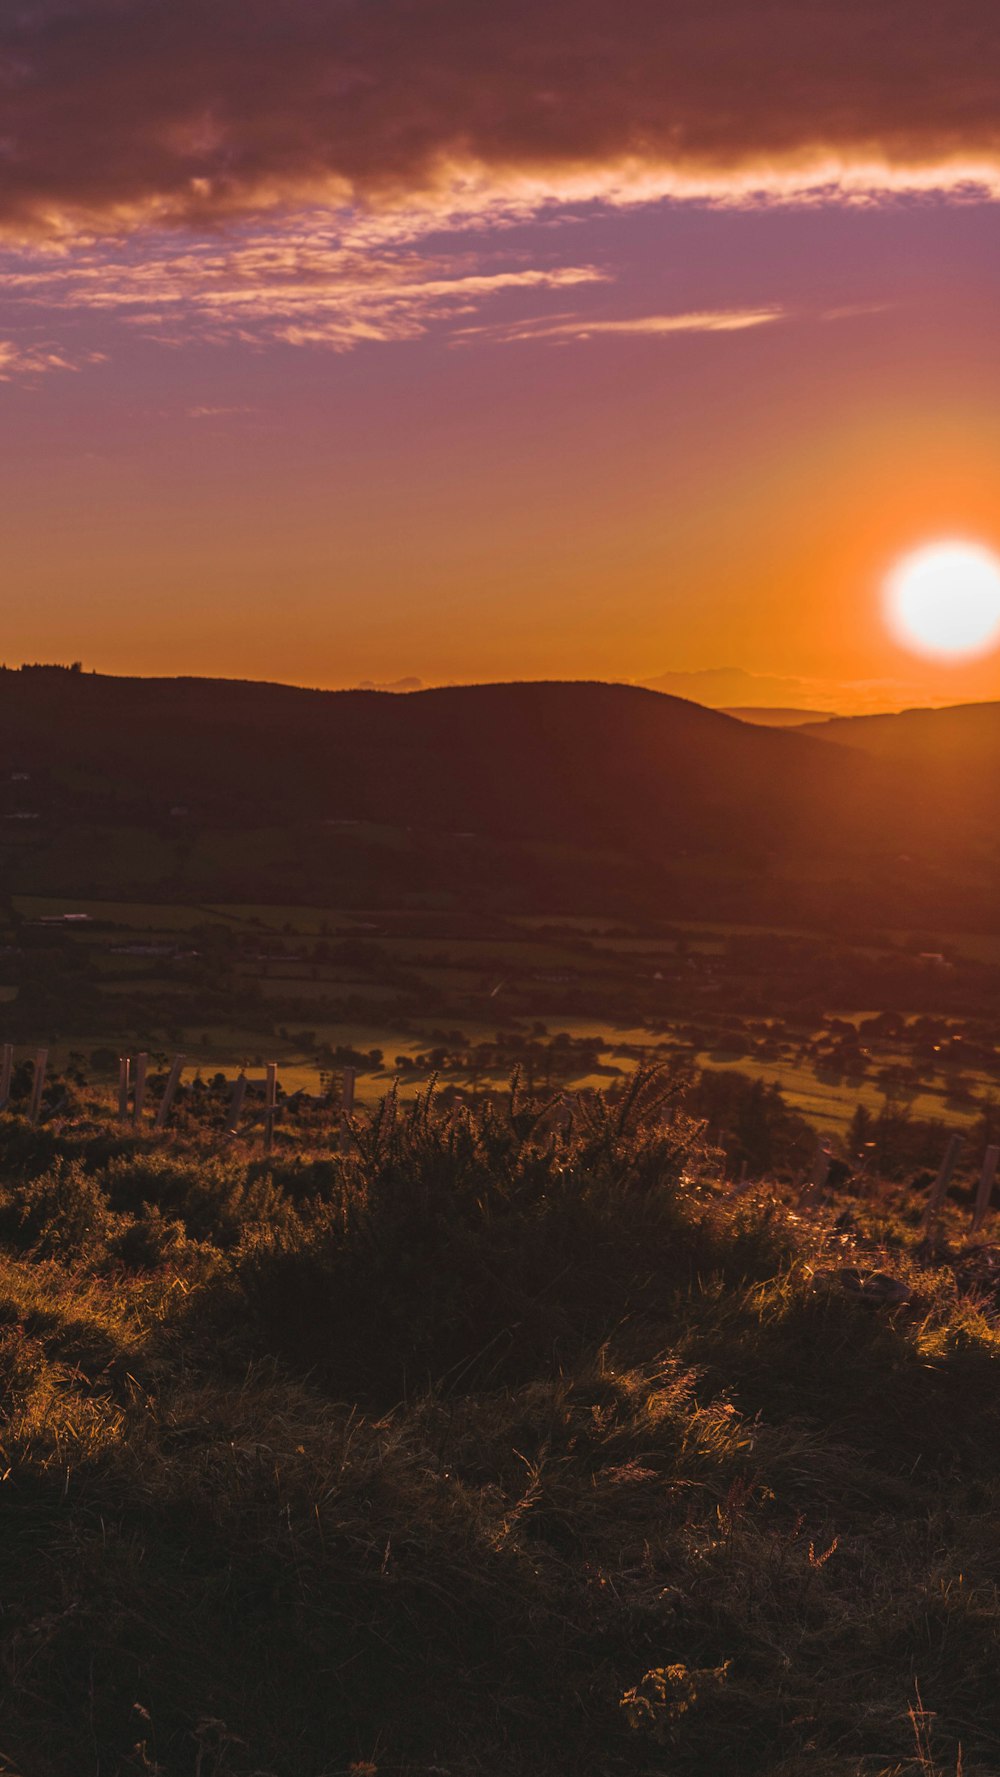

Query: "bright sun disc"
left=884, top=540, right=1000, bottom=660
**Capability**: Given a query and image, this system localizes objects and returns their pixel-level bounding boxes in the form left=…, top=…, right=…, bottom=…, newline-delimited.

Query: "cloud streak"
left=1, top=0, right=999, bottom=239
left=469, top=308, right=785, bottom=345
left=0, top=336, right=103, bottom=379
left=0, top=217, right=607, bottom=350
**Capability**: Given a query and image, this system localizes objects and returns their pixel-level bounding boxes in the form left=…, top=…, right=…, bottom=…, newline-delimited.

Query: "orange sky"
left=1, top=2, right=999, bottom=714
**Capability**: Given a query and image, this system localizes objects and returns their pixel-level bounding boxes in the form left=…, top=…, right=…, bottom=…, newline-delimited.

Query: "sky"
left=1, top=0, right=999, bottom=712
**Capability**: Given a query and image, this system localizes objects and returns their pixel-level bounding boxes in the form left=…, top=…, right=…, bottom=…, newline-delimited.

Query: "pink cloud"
left=464, top=307, right=785, bottom=345
left=1, top=218, right=607, bottom=351
left=0, top=337, right=104, bottom=379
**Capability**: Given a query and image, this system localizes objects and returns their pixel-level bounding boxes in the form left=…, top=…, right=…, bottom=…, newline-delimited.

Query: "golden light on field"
left=884, top=541, right=1000, bottom=660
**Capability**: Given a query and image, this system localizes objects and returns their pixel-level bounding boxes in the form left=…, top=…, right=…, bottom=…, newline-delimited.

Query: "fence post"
left=118, top=1055, right=132, bottom=1121
left=27, top=1048, right=48, bottom=1124
left=972, top=1144, right=1000, bottom=1235
left=922, top=1131, right=964, bottom=1234
left=154, top=1055, right=185, bottom=1131
left=226, top=1073, right=248, bottom=1137
left=0, top=1044, right=12, bottom=1112
left=264, top=1061, right=277, bottom=1153
left=132, top=1052, right=148, bottom=1124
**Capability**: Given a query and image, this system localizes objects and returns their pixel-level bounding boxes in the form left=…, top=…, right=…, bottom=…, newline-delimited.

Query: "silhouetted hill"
left=0, top=671, right=994, bottom=922
left=0, top=670, right=913, bottom=847
left=800, top=701, right=1000, bottom=832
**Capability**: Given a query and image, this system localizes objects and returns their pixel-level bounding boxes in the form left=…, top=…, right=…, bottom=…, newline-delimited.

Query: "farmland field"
left=0, top=891, right=998, bottom=1156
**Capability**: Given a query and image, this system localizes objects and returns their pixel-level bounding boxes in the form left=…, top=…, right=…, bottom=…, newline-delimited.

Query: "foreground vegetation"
left=1, top=1072, right=999, bottom=1775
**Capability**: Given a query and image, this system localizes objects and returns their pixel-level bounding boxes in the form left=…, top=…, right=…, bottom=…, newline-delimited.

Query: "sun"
left=884, top=540, right=1000, bottom=660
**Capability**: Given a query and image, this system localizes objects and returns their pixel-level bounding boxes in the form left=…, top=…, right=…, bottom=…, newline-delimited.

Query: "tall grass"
left=0, top=1070, right=997, bottom=1774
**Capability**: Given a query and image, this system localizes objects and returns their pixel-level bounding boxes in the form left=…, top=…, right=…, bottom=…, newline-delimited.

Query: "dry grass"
left=0, top=1074, right=997, bottom=1774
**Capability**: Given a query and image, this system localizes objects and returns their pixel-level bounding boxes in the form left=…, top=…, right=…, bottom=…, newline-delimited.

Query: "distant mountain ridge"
left=723, top=706, right=830, bottom=727
left=641, top=665, right=846, bottom=713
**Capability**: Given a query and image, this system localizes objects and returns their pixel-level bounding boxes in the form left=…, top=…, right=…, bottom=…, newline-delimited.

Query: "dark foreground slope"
left=1, top=1078, right=999, bottom=1776
left=0, top=668, right=994, bottom=924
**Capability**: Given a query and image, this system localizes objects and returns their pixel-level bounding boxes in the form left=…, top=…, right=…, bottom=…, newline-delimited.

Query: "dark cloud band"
left=2, top=0, right=999, bottom=231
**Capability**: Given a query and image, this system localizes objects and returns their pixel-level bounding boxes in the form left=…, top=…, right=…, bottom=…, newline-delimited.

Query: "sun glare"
left=884, top=540, right=1000, bottom=660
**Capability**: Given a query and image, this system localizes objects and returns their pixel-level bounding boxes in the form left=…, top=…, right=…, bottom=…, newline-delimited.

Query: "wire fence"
left=1, top=1043, right=998, bottom=1231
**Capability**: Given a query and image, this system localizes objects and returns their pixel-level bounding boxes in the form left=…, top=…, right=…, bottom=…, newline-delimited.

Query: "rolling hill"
left=800, top=700, right=1000, bottom=833
left=0, top=669, right=994, bottom=924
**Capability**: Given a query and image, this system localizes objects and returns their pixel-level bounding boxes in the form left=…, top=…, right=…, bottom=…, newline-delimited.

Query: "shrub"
left=227, top=1072, right=790, bottom=1398
left=0, top=1158, right=117, bottom=1260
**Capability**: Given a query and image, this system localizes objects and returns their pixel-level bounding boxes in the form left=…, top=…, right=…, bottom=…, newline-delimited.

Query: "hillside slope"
left=801, top=701, right=1000, bottom=832
left=0, top=670, right=994, bottom=922
left=0, top=670, right=952, bottom=856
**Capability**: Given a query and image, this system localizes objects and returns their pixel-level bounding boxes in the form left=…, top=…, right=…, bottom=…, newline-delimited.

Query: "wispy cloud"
left=819, top=302, right=894, bottom=322
left=0, top=338, right=104, bottom=381
left=464, top=307, right=785, bottom=345
left=185, top=404, right=256, bottom=419
left=0, top=219, right=607, bottom=353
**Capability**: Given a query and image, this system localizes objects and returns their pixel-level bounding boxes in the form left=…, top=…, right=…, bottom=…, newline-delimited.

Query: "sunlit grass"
left=0, top=1073, right=997, bottom=1773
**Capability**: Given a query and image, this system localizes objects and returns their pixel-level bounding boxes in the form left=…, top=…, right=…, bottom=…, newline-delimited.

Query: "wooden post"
left=118, top=1055, right=131, bottom=1121
left=27, top=1048, right=48, bottom=1124
left=154, top=1055, right=185, bottom=1131
left=922, top=1131, right=963, bottom=1233
left=226, top=1073, right=248, bottom=1137
left=972, top=1144, right=1000, bottom=1235
left=132, top=1052, right=148, bottom=1124
left=0, top=1044, right=13, bottom=1112
left=264, top=1061, right=278, bottom=1153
